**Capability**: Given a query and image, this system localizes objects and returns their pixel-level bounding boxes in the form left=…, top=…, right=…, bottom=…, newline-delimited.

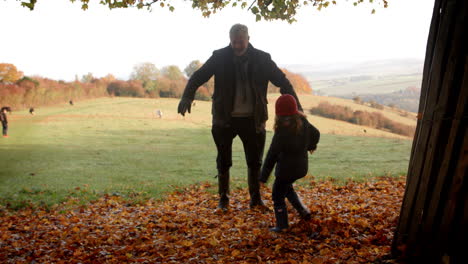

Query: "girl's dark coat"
left=260, top=117, right=320, bottom=182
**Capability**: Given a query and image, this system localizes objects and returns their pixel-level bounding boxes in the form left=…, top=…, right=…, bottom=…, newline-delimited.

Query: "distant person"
left=69, top=100, right=74, bottom=106
left=259, top=95, right=320, bottom=232
left=1, top=106, right=12, bottom=138
left=177, top=23, right=303, bottom=211
left=29, top=107, right=35, bottom=115
left=154, top=109, right=163, bottom=119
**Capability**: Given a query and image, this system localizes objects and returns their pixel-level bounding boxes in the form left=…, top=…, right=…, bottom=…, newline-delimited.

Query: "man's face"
left=230, top=33, right=249, bottom=56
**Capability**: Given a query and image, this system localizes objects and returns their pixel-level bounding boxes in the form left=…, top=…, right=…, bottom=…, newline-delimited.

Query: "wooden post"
left=392, top=0, right=468, bottom=262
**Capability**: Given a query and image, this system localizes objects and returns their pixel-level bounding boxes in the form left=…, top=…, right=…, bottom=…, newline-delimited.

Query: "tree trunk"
left=392, top=0, right=468, bottom=262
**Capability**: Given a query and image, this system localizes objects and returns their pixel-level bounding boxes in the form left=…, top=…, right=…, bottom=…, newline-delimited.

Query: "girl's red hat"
left=275, top=94, right=299, bottom=116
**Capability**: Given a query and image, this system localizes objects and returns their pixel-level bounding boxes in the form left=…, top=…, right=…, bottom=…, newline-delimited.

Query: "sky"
left=0, top=0, right=435, bottom=81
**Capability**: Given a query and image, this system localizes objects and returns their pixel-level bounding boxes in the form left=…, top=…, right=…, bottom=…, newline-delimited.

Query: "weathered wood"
left=422, top=0, right=468, bottom=238
left=392, top=0, right=443, bottom=249
left=392, top=0, right=468, bottom=261
left=442, top=129, right=468, bottom=261
left=397, top=0, right=452, bottom=247
left=426, top=53, right=468, bottom=242
left=438, top=57, right=468, bottom=259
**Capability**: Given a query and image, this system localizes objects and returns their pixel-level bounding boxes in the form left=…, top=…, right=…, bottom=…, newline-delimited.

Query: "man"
left=178, top=24, right=303, bottom=211
left=1, top=107, right=11, bottom=138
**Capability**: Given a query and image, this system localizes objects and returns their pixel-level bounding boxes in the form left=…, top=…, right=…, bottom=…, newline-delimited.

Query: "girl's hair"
left=274, top=112, right=306, bottom=134
left=1, top=107, right=11, bottom=112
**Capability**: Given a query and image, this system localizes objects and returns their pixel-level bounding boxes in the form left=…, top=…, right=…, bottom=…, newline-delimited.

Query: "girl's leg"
left=285, top=184, right=311, bottom=220
left=271, top=179, right=290, bottom=231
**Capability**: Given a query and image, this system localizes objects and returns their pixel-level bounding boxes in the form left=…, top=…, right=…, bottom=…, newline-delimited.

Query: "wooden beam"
left=426, top=48, right=468, bottom=243
left=422, top=0, right=468, bottom=239
left=405, top=0, right=455, bottom=248
left=393, top=0, right=468, bottom=260
left=392, top=0, right=443, bottom=251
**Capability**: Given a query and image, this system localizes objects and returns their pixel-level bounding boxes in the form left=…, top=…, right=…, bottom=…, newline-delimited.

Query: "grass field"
left=0, top=97, right=412, bottom=208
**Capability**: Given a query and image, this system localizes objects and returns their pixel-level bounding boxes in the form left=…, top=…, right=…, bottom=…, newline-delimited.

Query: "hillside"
left=267, top=94, right=416, bottom=139
left=285, top=59, right=423, bottom=96
left=7, top=95, right=415, bottom=141
left=338, top=87, right=421, bottom=113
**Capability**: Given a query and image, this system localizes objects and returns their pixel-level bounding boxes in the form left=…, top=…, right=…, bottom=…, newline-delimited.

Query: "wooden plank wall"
left=392, top=0, right=468, bottom=262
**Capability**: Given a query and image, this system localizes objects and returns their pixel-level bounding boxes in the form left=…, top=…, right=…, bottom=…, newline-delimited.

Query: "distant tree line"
left=0, top=64, right=110, bottom=109
left=309, top=101, right=415, bottom=137
left=352, top=96, right=385, bottom=110
left=0, top=62, right=312, bottom=110
left=345, top=86, right=421, bottom=113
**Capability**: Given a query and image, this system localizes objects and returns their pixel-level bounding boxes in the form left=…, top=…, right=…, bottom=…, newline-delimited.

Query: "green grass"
left=0, top=97, right=412, bottom=209
left=309, top=134, right=411, bottom=179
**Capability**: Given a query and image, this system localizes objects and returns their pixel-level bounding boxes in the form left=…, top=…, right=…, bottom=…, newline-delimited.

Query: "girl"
left=259, top=94, right=320, bottom=232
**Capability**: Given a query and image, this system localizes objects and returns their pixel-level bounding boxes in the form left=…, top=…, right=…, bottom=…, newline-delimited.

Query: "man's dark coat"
left=181, top=44, right=302, bottom=130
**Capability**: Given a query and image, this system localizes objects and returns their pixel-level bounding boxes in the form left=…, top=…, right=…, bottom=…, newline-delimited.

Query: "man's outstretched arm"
left=178, top=54, right=217, bottom=116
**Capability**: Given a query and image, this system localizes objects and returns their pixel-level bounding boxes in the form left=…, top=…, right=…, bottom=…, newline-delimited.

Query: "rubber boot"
left=248, top=167, right=265, bottom=208
left=270, top=206, right=289, bottom=232
left=217, top=171, right=230, bottom=210
left=286, top=190, right=311, bottom=220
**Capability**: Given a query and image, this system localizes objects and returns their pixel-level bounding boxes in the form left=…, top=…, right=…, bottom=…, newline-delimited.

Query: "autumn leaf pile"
left=0, top=177, right=405, bottom=263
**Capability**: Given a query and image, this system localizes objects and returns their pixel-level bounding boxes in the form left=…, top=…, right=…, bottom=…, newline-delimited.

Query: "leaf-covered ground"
left=0, top=177, right=405, bottom=263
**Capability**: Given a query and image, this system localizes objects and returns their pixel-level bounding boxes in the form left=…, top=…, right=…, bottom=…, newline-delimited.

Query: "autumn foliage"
left=0, top=63, right=23, bottom=83
left=1, top=63, right=312, bottom=110
left=268, top=69, right=312, bottom=94
left=155, top=77, right=186, bottom=98
left=0, top=76, right=109, bottom=110
left=310, top=101, right=415, bottom=137
left=0, top=177, right=405, bottom=263
left=107, top=80, right=146, bottom=97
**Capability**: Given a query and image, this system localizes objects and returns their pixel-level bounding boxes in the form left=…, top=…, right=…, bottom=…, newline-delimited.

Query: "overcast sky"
left=0, top=0, right=434, bottom=81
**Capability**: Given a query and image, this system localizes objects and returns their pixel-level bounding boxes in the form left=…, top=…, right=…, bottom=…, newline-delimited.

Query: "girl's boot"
left=287, top=190, right=311, bottom=220
left=270, top=206, right=289, bottom=232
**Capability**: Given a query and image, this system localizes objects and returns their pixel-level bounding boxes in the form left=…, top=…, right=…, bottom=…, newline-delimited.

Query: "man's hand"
left=177, top=98, right=192, bottom=116
left=309, top=150, right=315, bottom=155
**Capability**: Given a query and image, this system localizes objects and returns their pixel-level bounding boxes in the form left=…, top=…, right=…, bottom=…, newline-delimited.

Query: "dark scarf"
left=233, top=54, right=249, bottom=82
left=233, top=47, right=251, bottom=102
